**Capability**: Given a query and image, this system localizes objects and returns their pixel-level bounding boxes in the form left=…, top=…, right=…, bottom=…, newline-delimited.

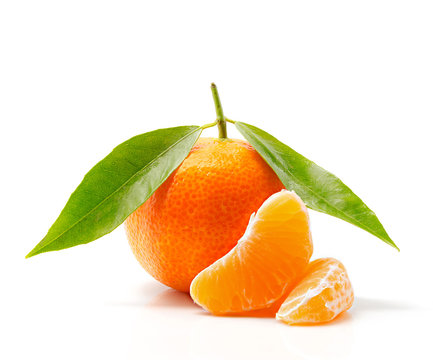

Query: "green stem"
left=210, top=83, right=227, bottom=139
left=201, top=121, right=218, bottom=130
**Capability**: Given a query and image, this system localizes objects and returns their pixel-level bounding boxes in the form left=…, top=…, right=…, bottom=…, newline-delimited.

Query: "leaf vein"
left=33, top=127, right=201, bottom=253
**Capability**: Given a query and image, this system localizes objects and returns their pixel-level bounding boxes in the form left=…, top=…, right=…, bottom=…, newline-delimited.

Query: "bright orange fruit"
left=190, top=190, right=313, bottom=314
left=125, top=138, right=284, bottom=292
left=276, top=257, right=354, bottom=325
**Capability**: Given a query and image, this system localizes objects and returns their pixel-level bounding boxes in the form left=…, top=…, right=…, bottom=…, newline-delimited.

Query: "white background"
left=1, top=1, right=432, bottom=359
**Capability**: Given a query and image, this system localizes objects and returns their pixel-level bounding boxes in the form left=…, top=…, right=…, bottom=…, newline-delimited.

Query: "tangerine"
left=125, top=138, right=284, bottom=292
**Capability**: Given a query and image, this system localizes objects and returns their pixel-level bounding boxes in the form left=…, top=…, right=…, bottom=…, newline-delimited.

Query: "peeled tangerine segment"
left=190, top=190, right=313, bottom=315
left=276, top=257, right=354, bottom=325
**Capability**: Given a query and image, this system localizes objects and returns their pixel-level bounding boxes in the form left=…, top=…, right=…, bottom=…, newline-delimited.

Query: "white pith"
left=276, top=259, right=354, bottom=324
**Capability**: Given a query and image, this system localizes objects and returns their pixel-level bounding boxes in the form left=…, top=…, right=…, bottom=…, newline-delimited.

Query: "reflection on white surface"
left=279, top=313, right=354, bottom=360
left=351, top=297, right=414, bottom=313
left=146, top=288, right=197, bottom=310
left=112, top=281, right=431, bottom=360
left=126, top=287, right=195, bottom=359
left=126, top=285, right=358, bottom=360
left=189, top=315, right=304, bottom=360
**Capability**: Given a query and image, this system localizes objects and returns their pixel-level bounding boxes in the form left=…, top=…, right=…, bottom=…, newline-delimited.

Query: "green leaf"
left=26, top=125, right=202, bottom=258
left=235, top=121, right=398, bottom=250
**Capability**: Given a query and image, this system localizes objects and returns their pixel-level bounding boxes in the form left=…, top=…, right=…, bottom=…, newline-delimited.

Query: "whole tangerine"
left=125, top=137, right=284, bottom=292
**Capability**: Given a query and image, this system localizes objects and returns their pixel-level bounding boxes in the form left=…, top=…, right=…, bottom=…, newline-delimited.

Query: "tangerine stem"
left=211, top=83, right=227, bottom=139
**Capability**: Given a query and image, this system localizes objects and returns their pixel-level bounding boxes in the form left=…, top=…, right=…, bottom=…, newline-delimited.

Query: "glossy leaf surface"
left=26, top=126, right=202, bottom=258
left=235, top=121, right=398, bottom=250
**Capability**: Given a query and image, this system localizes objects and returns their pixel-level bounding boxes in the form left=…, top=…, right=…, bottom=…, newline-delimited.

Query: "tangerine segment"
left=276, top=258, right=354, bottom=325
left=190, top=190, right=313, bottom=315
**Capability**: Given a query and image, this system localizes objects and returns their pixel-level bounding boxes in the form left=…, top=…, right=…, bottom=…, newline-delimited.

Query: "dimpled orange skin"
left=124, top=138, right=285, bottom=292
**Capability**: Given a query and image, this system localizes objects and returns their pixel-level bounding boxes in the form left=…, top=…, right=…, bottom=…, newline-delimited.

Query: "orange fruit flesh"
left=276, top=257, right=354, bottom=325
left=190, top=190, right=313, bottom=315
left=125, top=138, right=284, bottom=292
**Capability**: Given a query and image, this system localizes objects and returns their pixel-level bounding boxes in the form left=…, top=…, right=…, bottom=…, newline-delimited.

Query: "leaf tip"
left=25, top=245, right=41, bottom=259
left=385, top=237, right=400, bottom=252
